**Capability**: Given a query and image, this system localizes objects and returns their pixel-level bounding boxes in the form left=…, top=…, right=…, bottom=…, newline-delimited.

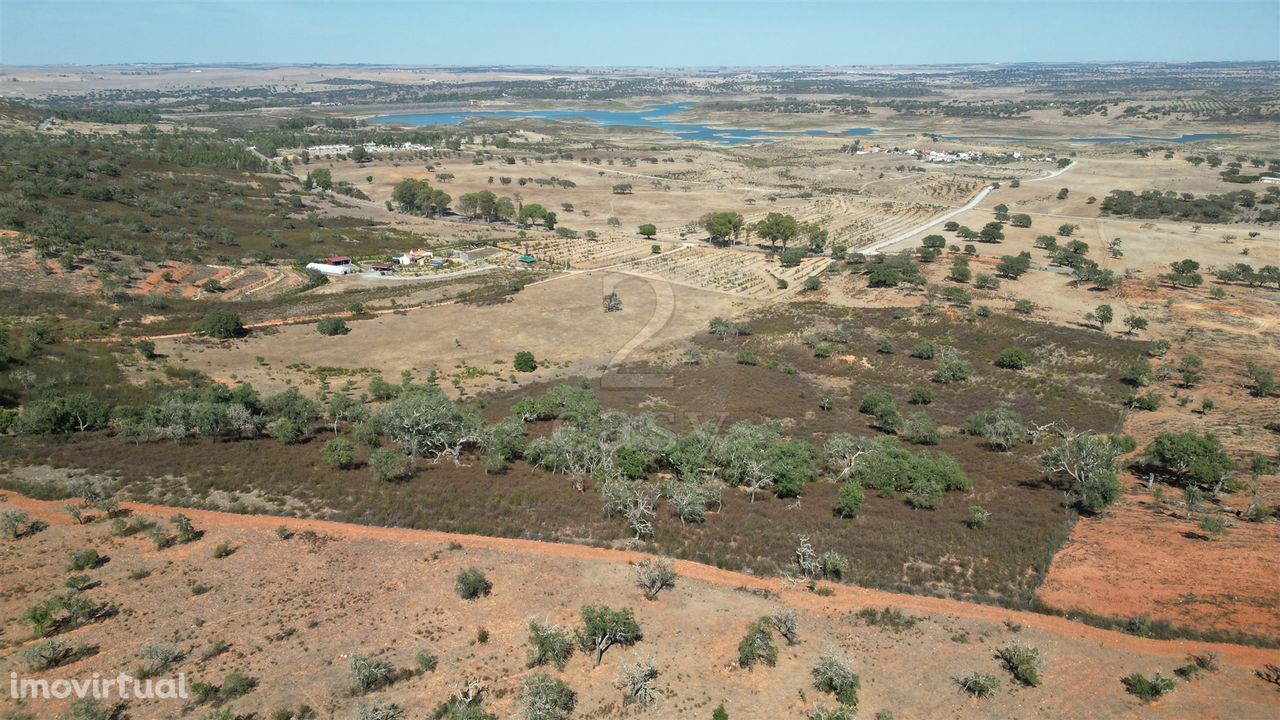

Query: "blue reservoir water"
left=370, top=103, right=1232, bottom=145
left=369, top=102, right=876, bottom=145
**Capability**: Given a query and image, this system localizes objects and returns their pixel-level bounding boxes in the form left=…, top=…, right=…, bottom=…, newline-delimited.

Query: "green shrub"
left=316, top=317, right=350, bottom=336
left=736, top=350, right=758, bottom=365
left=197, top=310, right=244, bottom=339
left=737, top=617, right=778, bottom=668
left=995, top=347, right=1030, bottom=369
left=514, top=351, right=538, bottom=372
left=414, top=650, right=438, bottom=671
left=323, top=437, right=356, bottom=469
left=901, top=412, right=939, bottom=445
left=369, top=448, right=411, bottom=482
left=68, top=549, right=101, bottom=571
left=455, top=567, right=492, bottom=600
left=527, top=620, right=574, bottom=670
left=967, top=505, right=991, bottom=529
left=997, top=642, right=1043, bottom=686
left=520, top=673, right=576, bottom=720
left=272, top=418, right=306, bottom=444
left=835, top=483, right=865, bottom=518
left=219, top=671, right=258, bottom=699
left=956, top=671, right=998, bottom=698
left=1128, top=391, right=1162, bottom=411
left=907, top=387, right=932, bottom=405
left=909, top=342, right=936, bottom=359
left=1122, top=672, right=1176, bottom=702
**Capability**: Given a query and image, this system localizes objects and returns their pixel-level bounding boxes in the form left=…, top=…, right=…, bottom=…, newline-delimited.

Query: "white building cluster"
left=857, top=145, right=1057, bottom=165
left=305, top=141, right=434, bottom=155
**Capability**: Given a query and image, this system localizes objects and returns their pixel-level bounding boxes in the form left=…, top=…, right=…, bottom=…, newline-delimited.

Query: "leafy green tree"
left=1143, top=432, right=1234, bottom=490
left=1086, top=304, right=1113, bottom=332
left=576, top=605, right=642, bottom=666
left=995, top=252, right=1032, bottom=279
left=755, top=212, right=799, bottom=248
left=1177, top=355, right=1203, bottom=387
left=638, top=224, right=657, bottom=238
left=1246, top=362, right=1276, bottom=397
left=979, top=222, right=1005, bottom=243
left=702, top=212, right=744, bottom=243
left=1123, top=315, right=1148, bottom=334
left=311, top=168, right=333, bottom=191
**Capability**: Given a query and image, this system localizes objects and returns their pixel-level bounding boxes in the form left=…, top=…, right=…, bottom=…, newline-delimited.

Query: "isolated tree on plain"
left=576, top=605, right=642, bottom=667
left=1177, top=354, right=1204, bottom=388
left=638, top=224, right=657, bottom=238
left=1123, top=315, right=1148, bottom=335
left=527, top=620, right=574, bottom=670
left=1085, top=303, right=1113, bottom=332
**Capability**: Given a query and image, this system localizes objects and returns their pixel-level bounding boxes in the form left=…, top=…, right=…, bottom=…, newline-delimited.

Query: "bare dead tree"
left=772, top=608, right=800, bottom=645
left=616, top=654, right=660, bottom=707
left=635, top=558, right=676, bottom=600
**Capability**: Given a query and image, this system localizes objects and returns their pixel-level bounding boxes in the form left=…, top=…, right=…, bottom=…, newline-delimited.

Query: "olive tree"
left=527, top=620, right=574, bottom=670
left=576, top=605, right=642, bottom=667
left=372, top=389, right=485, bottom=463
left=1041, top=431, right=1123, bottom=512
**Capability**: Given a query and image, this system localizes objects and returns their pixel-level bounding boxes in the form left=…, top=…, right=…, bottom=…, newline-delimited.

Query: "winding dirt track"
left=4, top=491, right=1277, bottom=669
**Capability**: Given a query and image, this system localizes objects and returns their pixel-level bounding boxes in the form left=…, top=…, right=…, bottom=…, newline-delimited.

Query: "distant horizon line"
left=4, top=60, right=1279, bottom=70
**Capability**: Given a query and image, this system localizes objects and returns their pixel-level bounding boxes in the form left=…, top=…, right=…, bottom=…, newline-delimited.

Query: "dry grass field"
left=3, top=491, right=1279, bottom=720
left=2, top=62, right=1279, bottom=718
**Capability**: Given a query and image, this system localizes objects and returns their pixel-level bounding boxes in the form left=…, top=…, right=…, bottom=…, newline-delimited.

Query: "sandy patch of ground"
left=156, top=271, right=747, bottom=396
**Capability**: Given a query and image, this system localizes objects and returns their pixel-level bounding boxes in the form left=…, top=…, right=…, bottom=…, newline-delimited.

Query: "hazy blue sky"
left=2, top=1, right=1277, bottom=66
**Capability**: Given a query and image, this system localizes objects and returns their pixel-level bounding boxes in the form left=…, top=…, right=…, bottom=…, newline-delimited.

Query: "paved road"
left=858, top=184, right=996, bottom=256
left=856, top=161, right=1079, bottom=256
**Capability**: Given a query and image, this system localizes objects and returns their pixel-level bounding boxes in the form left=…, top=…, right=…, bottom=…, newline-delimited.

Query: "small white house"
left=305, top=262, right=354, bottom=276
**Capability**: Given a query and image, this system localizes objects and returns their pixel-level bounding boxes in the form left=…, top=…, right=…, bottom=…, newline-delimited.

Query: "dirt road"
left=4, top=490, right=1276, bottom=669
